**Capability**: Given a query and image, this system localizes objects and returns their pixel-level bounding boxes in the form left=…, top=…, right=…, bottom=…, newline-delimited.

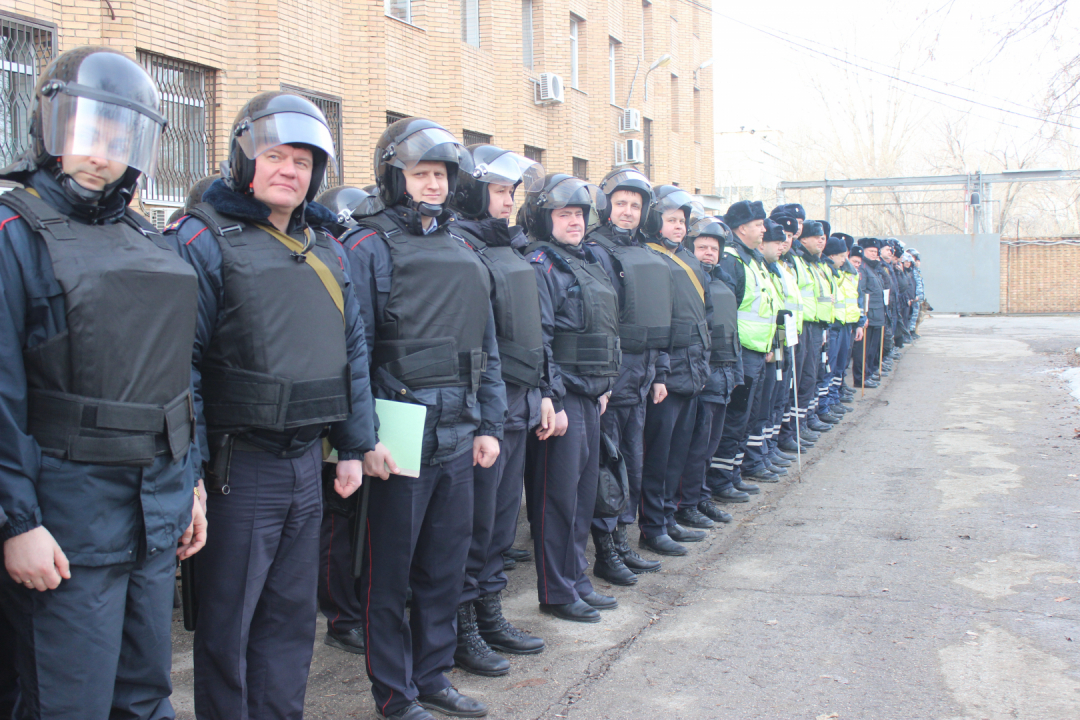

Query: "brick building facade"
left=0, top=0, right=714, bottom=226
left=1000, top=240, right=1080, bottom=314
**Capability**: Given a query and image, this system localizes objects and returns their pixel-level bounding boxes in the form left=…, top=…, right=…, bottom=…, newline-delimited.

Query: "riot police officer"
left=853, top=238, right=887, bottom=388
left=307, top=185, right=388, bottom=662
left=342, top=118, right=506, bottom=720
left=449, top=144, right=549, bottom=676
left=682, top=218, right=742, bottom=524
left=523, top=174, right=620, bottom=623
left=585, top=168, right=669, bottom=583
left=0, top=47, right=205, bottom=719
left=639, top=186, right=713, bottom=552
left=709, top=201, right=781, bottom=501
left=169, top=92, right=377, bottom=720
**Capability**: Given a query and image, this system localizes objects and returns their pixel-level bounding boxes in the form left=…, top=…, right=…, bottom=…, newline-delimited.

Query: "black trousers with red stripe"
left=318, top=501, right=364, bottom=636
left=525, top=391, right=600, bottom=606
left=640, top=393, right=696, bottom=537
left=358, top=450, right=474, bottom=717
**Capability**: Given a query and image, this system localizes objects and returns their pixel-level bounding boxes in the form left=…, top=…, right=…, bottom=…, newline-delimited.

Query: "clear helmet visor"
left=539, top=177, right=606, bottom=226
left=381, top=127, right=473, bottom=174
left=474, top=151, right=545, bottom=192
left=599, top=168, right=651, bottom=196
left=40, top=94, right=164, bottom=176
left=236, top=111, right=337, bottom=172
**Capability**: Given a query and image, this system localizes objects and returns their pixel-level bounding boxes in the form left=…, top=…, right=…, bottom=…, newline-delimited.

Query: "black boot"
left=475, top=592, right=544, bottom=655
left=592, top=530, right=638, bottom=586
left=454, top=602, right=510, bottom=677
left=612, top=524, right=661, bottom=573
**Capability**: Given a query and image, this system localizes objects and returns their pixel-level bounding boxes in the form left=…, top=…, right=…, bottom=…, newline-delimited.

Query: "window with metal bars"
left=523, top=145, right=543, bottom=163
left=0, top=13, right=55, bottom=169
left=282, top=85, right=343, bottom=193
left=462, top=130, right=491, bottom=147
left=137, top=51, right=215, bottom=205
left=572, top=157, right=588, bottom=180
left=386, top=110, right=409, bottom=126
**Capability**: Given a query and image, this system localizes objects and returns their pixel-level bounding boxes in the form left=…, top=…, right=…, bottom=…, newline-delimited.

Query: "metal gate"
left=897, top=234, right=1001, bottom=314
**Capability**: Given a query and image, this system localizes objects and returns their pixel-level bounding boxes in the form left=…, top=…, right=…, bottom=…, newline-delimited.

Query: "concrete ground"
left=170, top=314, right=1080, bottom=720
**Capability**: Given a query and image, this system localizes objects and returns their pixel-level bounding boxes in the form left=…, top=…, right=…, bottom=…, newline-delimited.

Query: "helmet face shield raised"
left=655, top=188, right=702, bottom=220
left=473, top=151, right=545, bottom=192
left=235, top=110, right=337, bottom=169
left=537, top=176, right=606, bottom=226
left=378, top=126, right=473, bottom=175
left=599, top=168, right=652, bottom=198
left=40, top=89, right=165, bottom=176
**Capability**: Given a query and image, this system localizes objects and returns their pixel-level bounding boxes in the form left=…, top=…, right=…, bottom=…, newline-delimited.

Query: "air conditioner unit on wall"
left=614, top=139, right=645, bottom=166
left=535, top=73, right=565, bottom=104
left=619, top=108, right=641, bottom=133
left=143, top=206, right=172, bottom=231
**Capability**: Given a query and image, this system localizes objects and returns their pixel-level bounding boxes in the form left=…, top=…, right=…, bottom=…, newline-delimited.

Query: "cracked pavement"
left=169, top=314, right=1080, bottom=719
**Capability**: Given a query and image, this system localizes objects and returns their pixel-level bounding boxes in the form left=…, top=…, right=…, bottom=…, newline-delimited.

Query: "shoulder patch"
left=528, top=250, right=547, bottom=264
left=164, top=214, right=190, bottom=233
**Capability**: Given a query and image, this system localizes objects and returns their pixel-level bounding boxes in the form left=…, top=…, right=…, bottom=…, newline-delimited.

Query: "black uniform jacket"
left=168, top=180, right=377, bottom=463
left=339, top=207, right=507, bottom=465
left=526, top=239, right=616, bottom=405
left=586, top=223, right=670, bottom=406
left=0, top=169, right=195, bottom=564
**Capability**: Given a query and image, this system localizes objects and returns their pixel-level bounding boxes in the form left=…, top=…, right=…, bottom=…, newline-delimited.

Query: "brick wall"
left=2, top=0, right=713, bottom=209
left=1000, top=239, right=1080, bottom=313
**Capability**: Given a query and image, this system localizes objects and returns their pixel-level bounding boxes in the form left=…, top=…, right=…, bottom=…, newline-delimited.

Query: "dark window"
left=0, top=13, right=56, bottom=169
left=462, top=130, right=492, bottom=147
left=523, top=145, right=544, bottom=163
left=282, top=85, right=343, bottom=193
left=386, top=110, right=409, bottom=126
left=573, top=157, right=588, bottom=180
left=138, top=51, right=216, bottom=204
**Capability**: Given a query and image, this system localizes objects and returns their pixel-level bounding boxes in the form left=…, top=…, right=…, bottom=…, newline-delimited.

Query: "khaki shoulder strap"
left=647, top=243, right=705, bottom=303
left=255, top=223, right=345, bottom=326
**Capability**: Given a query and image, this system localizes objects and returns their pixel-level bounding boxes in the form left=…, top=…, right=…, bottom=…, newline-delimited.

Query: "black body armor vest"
left=528, top=241, right=621, bottom=378
left=708, top=271, right=739, bottom=365
left=188, top=203, right=351, bottom=434
left=650, top=246, right=711, bottom=349
left=1, top=188, right=197, bottom=465
left=357, top=213, right=491, bottom=392
left=589, top=235, right=672, bottom=354
left=458, top=229, right=544, bottom=389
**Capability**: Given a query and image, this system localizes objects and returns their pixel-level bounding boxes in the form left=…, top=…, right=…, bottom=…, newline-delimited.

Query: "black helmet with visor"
left=452, top=144, right=544, bottom=219
left=523, top=173, right=606, bottom=242
left=374, top=118, right=472, bottom=217
left=686, top=216, right=732, bottom=254
left=645, top=185, right=705, bottom=237
left=223, top=92, right=337, bottom=203
left=2, top=46, right=168, bottom=204
left=597, top=167, right=654, bottom=227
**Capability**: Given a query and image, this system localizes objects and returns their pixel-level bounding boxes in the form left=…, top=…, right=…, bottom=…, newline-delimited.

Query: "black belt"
left=28, top=388, right=192, bottom=465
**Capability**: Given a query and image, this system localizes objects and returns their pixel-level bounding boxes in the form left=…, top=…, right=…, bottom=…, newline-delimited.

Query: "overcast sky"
left=711, top=0, right=1080, bottom=153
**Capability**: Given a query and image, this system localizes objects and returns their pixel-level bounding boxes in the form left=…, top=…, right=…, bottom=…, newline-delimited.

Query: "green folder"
left=373, top=398, right=427, bottom=478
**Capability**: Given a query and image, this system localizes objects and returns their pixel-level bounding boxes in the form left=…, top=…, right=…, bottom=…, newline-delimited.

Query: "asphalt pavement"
left=170, top=313, right=1080, bottom=720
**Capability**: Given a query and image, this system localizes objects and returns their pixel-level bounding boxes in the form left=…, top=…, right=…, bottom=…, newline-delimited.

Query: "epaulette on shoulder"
left=164, top=214, right=190, bottom=234
left=528, top=248, right=548, bottom=265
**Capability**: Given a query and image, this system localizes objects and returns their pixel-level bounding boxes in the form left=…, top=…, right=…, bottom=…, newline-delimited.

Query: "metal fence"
left=0, top=13, right=56, bottom=169
left=138, top=51, right=216, bottom=205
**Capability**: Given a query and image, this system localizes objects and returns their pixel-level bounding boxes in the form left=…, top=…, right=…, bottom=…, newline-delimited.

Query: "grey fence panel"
left=896, top=234, right=1000, bottom=314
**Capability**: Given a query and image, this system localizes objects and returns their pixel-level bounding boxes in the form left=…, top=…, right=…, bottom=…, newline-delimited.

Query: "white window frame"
left=385, top=0, right=412, bottom=24
left=462, top=0, right=480, bottom=47
left=570, top=16, right=580, bottom=90
left=609, top=39, right=617, bottom=104
left=522, top=0, right=534, bottom=69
